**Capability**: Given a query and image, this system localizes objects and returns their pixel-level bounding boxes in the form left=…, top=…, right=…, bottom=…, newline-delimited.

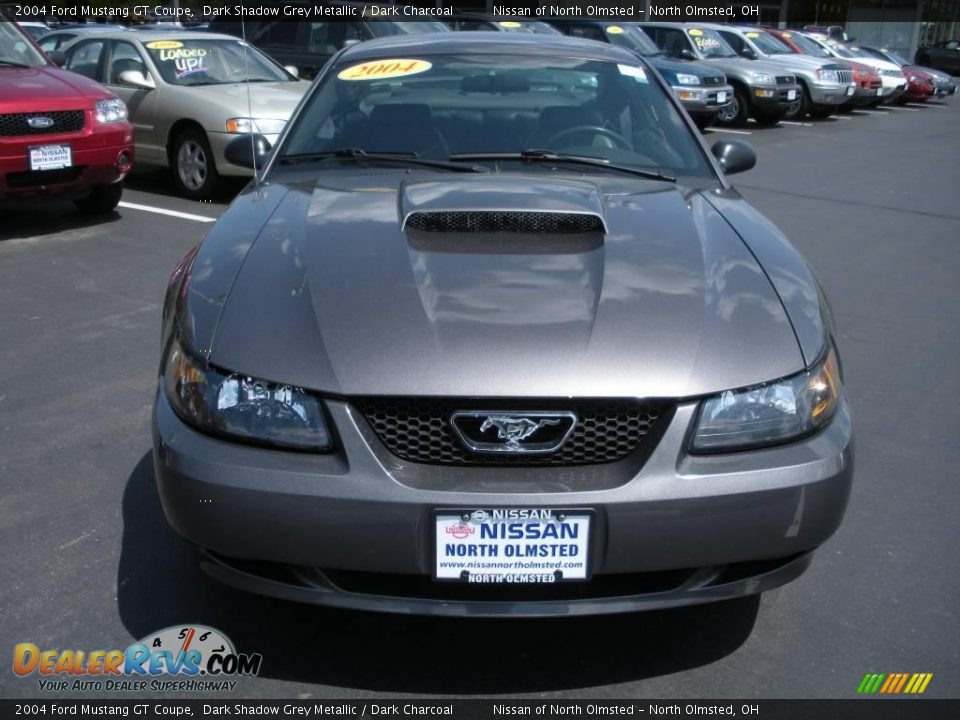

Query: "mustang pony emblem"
left=480, top=416, right=562, bottom=450
left=450, top=411, right=577, bottom=454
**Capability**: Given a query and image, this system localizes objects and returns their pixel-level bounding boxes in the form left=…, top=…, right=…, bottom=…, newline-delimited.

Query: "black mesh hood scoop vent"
left=404, top=211, right=604, bottom=234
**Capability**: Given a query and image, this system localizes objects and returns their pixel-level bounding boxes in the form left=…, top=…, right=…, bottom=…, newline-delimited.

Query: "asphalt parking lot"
left=1, top=100, right=958, bottom=701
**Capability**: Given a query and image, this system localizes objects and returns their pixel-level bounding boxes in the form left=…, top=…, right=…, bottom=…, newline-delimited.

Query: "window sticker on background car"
left=618, top=64, right=648, bottom=82
left=155, top=46, right=210, bottom=78
left=145, top=40, right=183, bottom=50
left=688, top=29, right=703, bottom=36
left=606, top=26, right=624, bottom=34
left=693, top=36, right=722, bottom=52
left=337, top=59, right=432, bottom=81
left=499, top=21, right=521, bottom=28
left=746, top=32, right=760, bottom=38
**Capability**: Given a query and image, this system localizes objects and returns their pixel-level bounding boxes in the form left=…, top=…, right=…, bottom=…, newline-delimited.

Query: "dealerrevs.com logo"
left=13, top=625, right=262, bottom=692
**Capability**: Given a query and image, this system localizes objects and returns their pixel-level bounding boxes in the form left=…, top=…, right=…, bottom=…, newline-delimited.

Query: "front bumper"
left=153, top=389, right=854, bottom=616
left=749, top=83, right=802, bottom=112
left=673, top=84, right=734, bottom=117
left=0, top=122, right=133, bottom=199
left=808, top=82, right=855, bottom=106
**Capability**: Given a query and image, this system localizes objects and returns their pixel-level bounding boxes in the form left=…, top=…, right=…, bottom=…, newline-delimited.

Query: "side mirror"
left=680, top=48, right=697, bottom=61
left=47, top=50, right=67, bottom=67
left=284, top=65, right=300, bottom=78
left=741, top=47, right=758, bottom=60
left=224, top=134, right=272, bottom=170
left=118, top=70, right=155, bottom=89
left=711, top=139, right=757, bottom=175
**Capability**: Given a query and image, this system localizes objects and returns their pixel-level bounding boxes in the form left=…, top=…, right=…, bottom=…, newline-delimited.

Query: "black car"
left=915, top=39, right=960, bottom=76
left=209, top=1, right=450, bottom=79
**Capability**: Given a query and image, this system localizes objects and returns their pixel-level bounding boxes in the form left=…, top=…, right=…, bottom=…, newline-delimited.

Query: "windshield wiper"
left=0, top=60, right=32, bottom=68
left=278, top=148, right=488, bottom=173
left=449, top=149, right=676, bottom=183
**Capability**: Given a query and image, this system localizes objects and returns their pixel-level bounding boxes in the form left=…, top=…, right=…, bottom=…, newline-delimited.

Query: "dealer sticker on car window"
left=338, top=59, right=432, bottom=81
left=435, top=508, right=591, bottom=583
left=29, top=144, right=71, bottom=172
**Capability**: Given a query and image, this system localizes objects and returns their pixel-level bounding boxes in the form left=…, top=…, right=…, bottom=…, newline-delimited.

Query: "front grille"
left=836, top=70, right=853, bottom=84
left=0, top=110, right=85, bottom=137
left=775, top=75, right=795, bottom=85
left=5, top=167, right=84, bottom=188
left=405, top=211, right=603, bottom=234
left=701, top=76, right=725, bottom=86
left=352, top=397, right=671, bottom=466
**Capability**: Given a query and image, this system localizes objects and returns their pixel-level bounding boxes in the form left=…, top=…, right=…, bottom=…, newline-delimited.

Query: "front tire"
left=74, top=182, right=123, bottom=214
left=784, top=85, right=808, bottom=120
left=716, top=86, right=750, bottom=127
left=172, top=128, right=222, bottom=200
left=809, top=103, right=834, bottom=119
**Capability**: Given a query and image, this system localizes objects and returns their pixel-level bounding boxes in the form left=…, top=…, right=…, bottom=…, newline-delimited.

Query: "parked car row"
left=2, top=12, right=956, bottom=210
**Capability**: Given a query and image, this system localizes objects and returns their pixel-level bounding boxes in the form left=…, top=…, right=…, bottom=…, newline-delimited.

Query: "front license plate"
left=787, top=89, right=797, bottom=101
left=434, top=509, right=591, bottom=583
left=846, top=85, right=856, bottom=96
left=29, top=144, right=72, bottom=171
left=877, top=88, right=884, bottom=96
left=717, top=91, right=727, bottom=103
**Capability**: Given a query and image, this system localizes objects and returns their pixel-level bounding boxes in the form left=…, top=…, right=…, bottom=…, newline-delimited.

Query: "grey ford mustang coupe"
left=153, top=33, right=853, bottom=617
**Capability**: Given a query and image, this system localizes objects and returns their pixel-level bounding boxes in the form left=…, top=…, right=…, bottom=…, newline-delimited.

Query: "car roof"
left=337, top=31, right=639, bottom=63
left=62, top=29, right=238, bottom=42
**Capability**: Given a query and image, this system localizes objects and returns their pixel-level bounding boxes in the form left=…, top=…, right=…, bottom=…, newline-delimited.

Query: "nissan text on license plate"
left=29, top=144, right=72, bottom=171
left=435, top=508, right=591, bottom=583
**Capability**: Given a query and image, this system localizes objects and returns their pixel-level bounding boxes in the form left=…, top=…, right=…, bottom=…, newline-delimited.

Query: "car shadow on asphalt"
left=124, top=168, right=246, bottom=206
left=118, top=452, right=760, bottom=694
left=0, top=203, right=121, bottom=242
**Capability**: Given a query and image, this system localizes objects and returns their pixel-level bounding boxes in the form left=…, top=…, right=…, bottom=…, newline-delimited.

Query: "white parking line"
left=834, top=115, right=853, bottom=120
left=709, top=128, right=753, bottom=135
left=884, top=106, right=920, bottom=111
left=911, top=103, right=947, bottom=108
left=780, top=121, right=813, bottom=126
left=118, top=201, right=217, bottom=223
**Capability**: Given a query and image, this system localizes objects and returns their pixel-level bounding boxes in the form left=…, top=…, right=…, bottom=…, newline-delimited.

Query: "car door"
left=941, top=41, right=960, bottom=72
left=104, top=40, right=160, bottom=161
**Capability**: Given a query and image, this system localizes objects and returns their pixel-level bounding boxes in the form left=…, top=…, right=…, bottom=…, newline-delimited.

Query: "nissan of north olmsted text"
left=152, top=33, right=854, bottom=617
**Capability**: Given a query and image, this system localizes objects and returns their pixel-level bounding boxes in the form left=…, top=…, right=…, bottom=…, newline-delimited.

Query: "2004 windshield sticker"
left=338, top=59, right=432, bottom=81
left=147, top=40, right=209, bottom=79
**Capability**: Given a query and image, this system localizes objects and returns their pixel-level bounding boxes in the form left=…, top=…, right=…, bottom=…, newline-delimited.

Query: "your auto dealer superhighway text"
left=204, top=706, right=453, bottom=716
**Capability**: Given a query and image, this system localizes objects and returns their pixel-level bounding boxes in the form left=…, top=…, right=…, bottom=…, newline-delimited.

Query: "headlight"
left=164, top=338, right=333, bottom=451
left=691, top=347, right=841, bottom=452
left=675, top=73, right=701, bottom=86
left=815, top=69, right=840, bottom=83
left=750, top=72, right=775, bottom=84
left=95, top=98, right=128, bottom=124
left=225, top=117, right=287, bottom=135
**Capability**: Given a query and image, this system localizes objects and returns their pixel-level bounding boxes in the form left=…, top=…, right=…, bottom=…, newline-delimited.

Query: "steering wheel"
left=543, top=125, right=631, bottom=150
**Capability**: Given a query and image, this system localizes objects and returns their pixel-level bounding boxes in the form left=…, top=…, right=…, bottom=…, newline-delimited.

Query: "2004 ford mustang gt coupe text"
left=153, top=34, right=854, bottom=617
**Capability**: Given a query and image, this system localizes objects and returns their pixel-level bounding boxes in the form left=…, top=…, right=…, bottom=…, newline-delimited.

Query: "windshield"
left=605, top=26, right=661, bottom=56
left=783, top=32, right=831, bottom=58
left=0, top=21, right=48, bottom=67
left=745, top=30, right=793, bottom=55
left=368, top=21, right=451, bottom=36
left=280, top=53, right=712, bottom=179
left=143, top=38, right=289, bottom=86
left=687, top=28, right=737, bottom=58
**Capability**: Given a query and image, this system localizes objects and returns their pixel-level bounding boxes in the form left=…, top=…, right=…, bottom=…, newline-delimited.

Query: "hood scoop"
left=404, top=210, right=604, bottom=234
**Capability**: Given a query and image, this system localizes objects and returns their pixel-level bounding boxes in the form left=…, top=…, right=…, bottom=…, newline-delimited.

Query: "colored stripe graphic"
left=858, top=673, right=933, bottom=694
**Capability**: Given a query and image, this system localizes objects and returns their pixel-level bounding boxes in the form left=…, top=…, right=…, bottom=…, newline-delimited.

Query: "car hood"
left=647, top=56, right=724, bottom=80
left=699, top=56, right=787, bottom=77
left=0, top=66, right=112, bottom=113
left=200, top=173, right=808, bottom=399
left=174, top=80, right=308, bottom=119
left=757, top=53, right=836, bottom=71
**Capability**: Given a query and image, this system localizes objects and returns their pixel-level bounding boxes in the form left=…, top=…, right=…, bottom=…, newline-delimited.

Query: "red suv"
left=0, top=16, right=133, bottom=213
